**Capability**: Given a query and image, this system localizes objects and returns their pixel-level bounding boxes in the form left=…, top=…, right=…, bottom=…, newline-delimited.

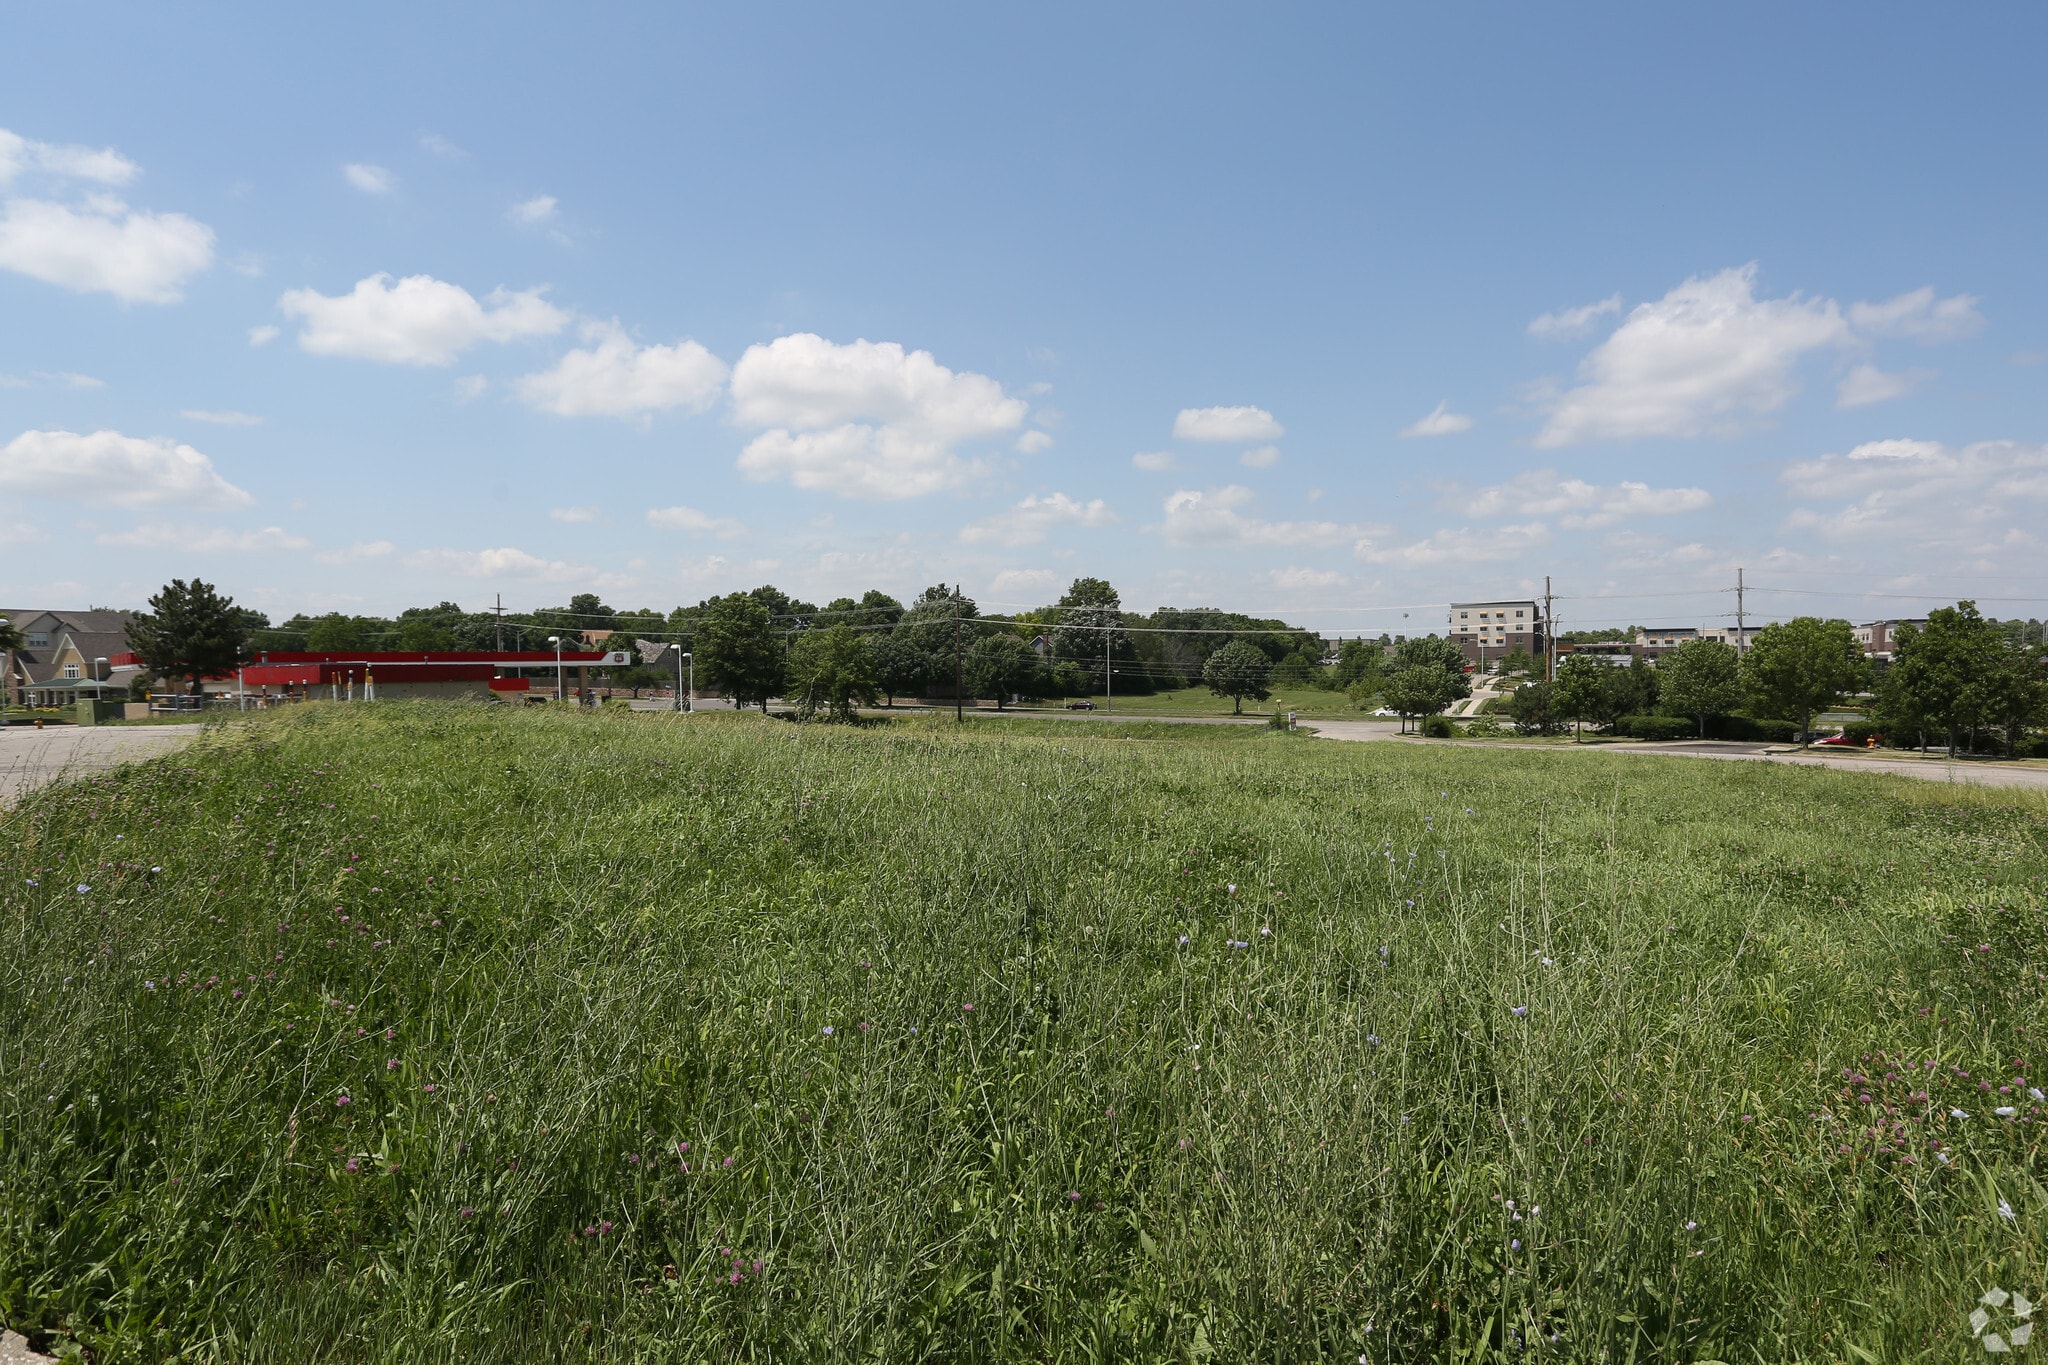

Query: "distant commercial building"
left=1855, top=619, right=1928, bottom=660
left=1448, top=599, right=1546, bottom=667
left=238, top=649, right=618, bottom=702
left=1633, top=626, right=1700, bottom=659
left=1701, top=625, right=1762, bottom=651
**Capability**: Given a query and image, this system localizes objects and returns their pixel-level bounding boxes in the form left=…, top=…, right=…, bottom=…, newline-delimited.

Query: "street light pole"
left=1105, top=633, right=1111, bottom=714
left=548, top=636, right=563, bottom=701
left=673, top=649, right=693, bottom=712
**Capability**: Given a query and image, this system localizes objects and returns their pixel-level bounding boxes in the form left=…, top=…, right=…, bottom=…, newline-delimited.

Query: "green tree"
left=1552, top=655, right=1614, bottom=741
left=698, top=593, right=785, bottom=712
left=1878, top=602, right=2039, bottom=755
left=1335, top=638, right=1382, bottom=688
left=1202, top=640, right=1273, bottom=714
left=301, top=613, right=390, bottom=651
left=965, top=634, right=1040, bottom=708
left=1052, top=577, right=1133, bottom=692
left=126, top=579, right=252, bottom=696
left=894, top=586, right=987, bottom=696
left=1381, top=636, right=1471, bottom=732
left=1657, top=638, right=1741, bottom=737
left=1495, top=647, right=1535, bottom=678
left=1271, top=650, right=1316, bottom=688
left=787, top=625, right=879, bottom=722
left=868, top=635, right=930, bottom=707
left=1504, top=680, right=1561, bottom=735
left=1743, top=617, right=1869, bottom=741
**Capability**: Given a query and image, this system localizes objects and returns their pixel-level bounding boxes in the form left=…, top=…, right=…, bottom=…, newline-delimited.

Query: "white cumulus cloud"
left=989, top=568, right=1060, bottom=598
left=1848, top=287, right=1983, bottom=343
left=0, top=128, right=209, bottom=303
left=313, top=540, right=395, bottom=564
left=1835, top=362, right=1932, bottom=409
left=248, top=324, right=280, bottom=346
left=1779, top=438, right=2048, bottom=552
left=517, top=323, right=727, bottom=417
left=1173, top=405, right=1284, bottom=442
left=1159, top=485, right=1351, bottom=549
left=1132, top=451, right=1176, bottom=472
left=278, top=273, right=569, bottom=366
left=646, top=505, right=747, bottom=538
left=0, top=129, right=139, bottom=188
left=959, top=492, right=1116, bottom=546
left=1015, top=429, right=1053, bottom=454
left=1536, top=264, right=1850, bottom=447
left=731, top=333, right=1026, bottom=499
left=1528, top=294, right=1622, bottom=339
left=344, top=163, right=396, bottom=195
left=549, top=506, right=602, bottom=523
left=1268, top=566, right=1345, bottom=590
left=0, top=196, right=214, bottom=304
left=405, top=545, right=628, bottom=587
left=1240, top=445, right=1282, bottom=468
left=1353, top=523, right=1553, bottom=567
left=96, top=522, right=309, bottom=552
left=1399, top=401, right=1473, bottom=438
left=1, top=428, right=253, bottom=508
left=509, top=194, right=559, bottom=224
left=1464, top=469, right=1711, bottom=529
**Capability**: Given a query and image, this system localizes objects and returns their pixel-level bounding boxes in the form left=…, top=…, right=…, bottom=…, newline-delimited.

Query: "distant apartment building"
left=1633, top=626, right=1700, bottom=659
left=1448, top=599, right=1546, bottom=667
left=1701, top=625, right=1761, bottom=651
left=1855, top=619, right=1927, bottom=660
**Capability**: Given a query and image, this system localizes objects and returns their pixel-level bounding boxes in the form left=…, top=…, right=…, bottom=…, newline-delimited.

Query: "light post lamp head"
left=547, top=636, right=561, bottom=648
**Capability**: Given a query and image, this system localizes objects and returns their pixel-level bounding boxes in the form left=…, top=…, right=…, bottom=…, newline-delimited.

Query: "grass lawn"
left=1038, top=683, right=1372, bottom=719
left=3, top=704, right=2045, bottom=1361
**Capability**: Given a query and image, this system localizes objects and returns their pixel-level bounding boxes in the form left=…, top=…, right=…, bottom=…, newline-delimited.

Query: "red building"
left=237, top=649, right=621, bottom=702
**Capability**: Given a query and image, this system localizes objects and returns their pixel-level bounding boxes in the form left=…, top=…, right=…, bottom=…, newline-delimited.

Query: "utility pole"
left=952, top=584, right=964, bottom=723
left=1104, top=631, right=1111, bottom=714
left=494, top=593, right=504, bottom=652
left=1543, top=575, right=1555, bottom=682
left=1734, top=567, right=1747, bottom=657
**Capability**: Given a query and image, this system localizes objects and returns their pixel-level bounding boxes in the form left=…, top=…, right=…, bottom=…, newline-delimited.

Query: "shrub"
left=1840, top=722, right=1881, bottom=746
left=1703, top=714, right=1800, bottom=743
left=1613, top=715, right=1693, bottom=741
left=1420, top=715, right=1455, bottom=738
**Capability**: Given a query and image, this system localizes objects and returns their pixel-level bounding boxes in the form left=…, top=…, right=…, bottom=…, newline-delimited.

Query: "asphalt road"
left=1304, top=724, right=2048, bottom=790
left=0, top=724, right=201, bottom=804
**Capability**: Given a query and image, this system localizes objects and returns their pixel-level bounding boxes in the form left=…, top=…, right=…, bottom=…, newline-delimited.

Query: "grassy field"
left=2, top=705, right=2045, bottom=1362
left=1044, top=683, right=1370, bottom=719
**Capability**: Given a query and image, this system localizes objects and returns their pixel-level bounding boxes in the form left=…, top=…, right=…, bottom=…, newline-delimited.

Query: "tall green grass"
left=2, top=704, right=2044, bottom=1361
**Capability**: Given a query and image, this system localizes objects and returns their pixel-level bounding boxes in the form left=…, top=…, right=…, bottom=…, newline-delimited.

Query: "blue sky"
left=4, top=3, right=2045, bottom=636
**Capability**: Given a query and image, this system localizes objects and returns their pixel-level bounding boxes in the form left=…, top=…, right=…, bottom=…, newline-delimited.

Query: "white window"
left=63, top=664, right=81, bottom=679
left=27, top=632, right=49, bottom=647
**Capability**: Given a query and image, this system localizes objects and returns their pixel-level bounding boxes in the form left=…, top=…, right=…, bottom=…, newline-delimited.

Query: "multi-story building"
left=1633, top=626, right=1700, bottom=658
left=1701, top=625, right=1762, bottom=651
left=1, top=608, right=141, bottom=708
left=1855, top=619, right=1928, bottom=660
left=1448, top=600, right=1546, bottom=667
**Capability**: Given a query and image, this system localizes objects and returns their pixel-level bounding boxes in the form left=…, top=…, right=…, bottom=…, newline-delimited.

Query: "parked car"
left=1371, top=707, right=1399, bottom=717
left=1066, top=699, right=1095, bottom=710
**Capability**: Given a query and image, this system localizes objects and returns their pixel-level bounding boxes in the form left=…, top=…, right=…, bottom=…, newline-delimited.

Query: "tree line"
left=1497, top=606, right=2046, bottom=754
left=120, top=576, right=1348, bottom=716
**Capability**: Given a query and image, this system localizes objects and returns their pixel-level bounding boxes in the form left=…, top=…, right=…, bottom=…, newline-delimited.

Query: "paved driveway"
left=0, top=725, right=200, bottom=804
left=1305, top=724, right=2048, bottom=791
